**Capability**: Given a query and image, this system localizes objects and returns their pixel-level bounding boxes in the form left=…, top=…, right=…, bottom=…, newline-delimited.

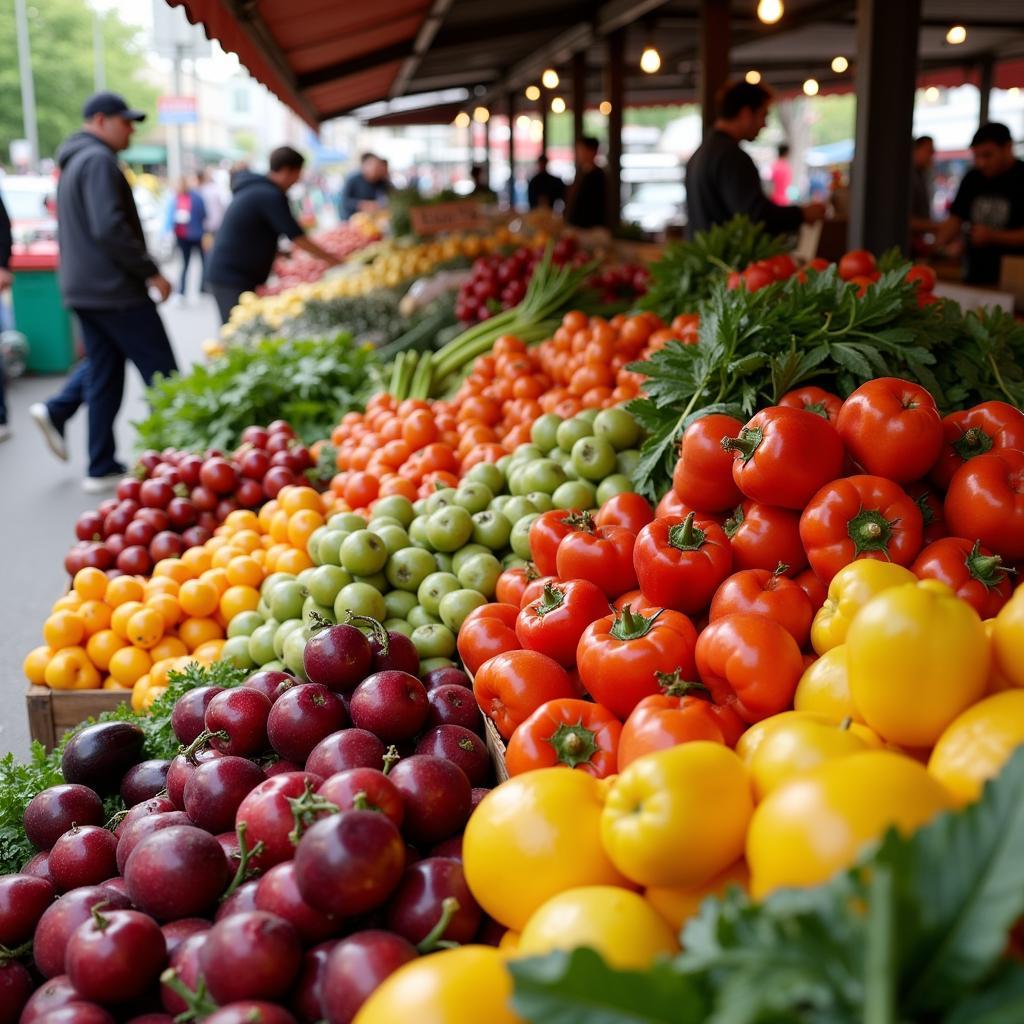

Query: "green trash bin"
left=10, top=246, right=75, bottom=373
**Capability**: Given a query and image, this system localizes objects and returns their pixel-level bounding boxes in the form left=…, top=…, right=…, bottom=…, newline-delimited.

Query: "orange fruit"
left=281, top=486, right=322, bottom=515
left=150, top=636, right=189, bottom=663
left=103, top=677, right=133, bottom=691
left=226, top=555, right=262, bottom=589
left=130, top=676, right=153, bottom=712
left=211, top=545, right=243, bottom=570
left=145, top=576, right=181, bottom=599
left=181, top=546, right=213, bottom=575
left=269, top=510, right=291, bottom=544
left=51, top=593, right=84, bottom=613
left=78, top=600, right=113, bottom=636
left=153, top=559, right=192, bottom=584
left=73, top=567, right=108, bottom=602
left=141, top=684, right=166, bottom=711
left=232, top=529, right=263, bottom=554
left=23, top=645, right=53, bottom=685
left=45, top=647, right=100, bottom=690
left=146, top=593, right=182, bottom=630
left=179, top=578, right=221, bottom=618
left=106, top=575, right=146, bottom=608
left=286, top=509, right=325, bottom=550
left=127, top=607, right=165, bottom=649
left=220, top=584, right=260, bottom=621
left=225, top=510, right=259, bottom=532
left=179, top=616, right=223, bottom=651
left=86, top=629, right=128, bottom=671
left=206, top=535, right=231, bottom=552
left=201, top=568, right=230, bottom=596
left=108, top=645, right=153, bottom=686
left=43, top=610, right=87, bottom=650
left=111, top=601, right=145, bottom=639
left=192, top=638, right=226, bottom=664
left=276, top=547, right=314, bottom=575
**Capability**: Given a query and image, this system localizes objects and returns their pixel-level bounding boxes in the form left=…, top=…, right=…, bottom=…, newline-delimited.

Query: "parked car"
left=0, top=174, right=57, bottom=247
left=622, top=181, right=686, bottom=235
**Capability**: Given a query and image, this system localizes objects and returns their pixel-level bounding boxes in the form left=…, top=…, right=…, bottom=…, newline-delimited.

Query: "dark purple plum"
left=33, top=886, right=132, bottom=979
left=290, top=940, right=338, bottom=1024
left=24, top=785, right=104, bottom=851
left=204, top=1004, right=297, bottom=1024
left=60, top=722, right=145, bottom=795
left=116, top=812, right=192, bottom=875
left=387, top=756, right=472, bottom=847
left=48, top=826, right=118, bottom=893
left=235, top=772, right=324, bottom=870
left=113, top=796, right=176, bottom=838
left=0, top=960, right=33, bottom=1024
left=302, top=623, right=372, bottom=693
left=267, top=684, right=347, bottom=763
left=120, top=760, right=171, bottom=807
left=215, top=879, right=259, bottom=921
left=316, top=768, right=404, bottom=830
left=183, top=756, right=265, bottom=834
left=320, top=931, right=416, bottom=1024
left=166, top=748, right=224, bottom=809
left=420, top=666, right=471, bottom=691
left=425, top=684, right=484, bottom=734
left=254, top=862, right=339, bottom=944
left=171, top=686, right=223, bottom=745
left=205, top=688, right=272, bottom=757
left=160, top=918, right=209, bottom=958
left=243, top=670, right=296, bottom=703
left=385, top=856, right=481, bottom=945
left=304, top=729, right=385, bottom=778
left=348, top=672, right=428, bottom=743
left=0, top=873, right=54, bottom=945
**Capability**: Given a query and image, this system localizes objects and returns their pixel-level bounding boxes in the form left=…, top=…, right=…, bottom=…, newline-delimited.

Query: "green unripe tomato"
left=530, top=413, right=562, bottom=453
left=417, top=571, right=462, bottom=616
left=511, top=512, right=540, bottom=560
left=593, top=406, right=642, bottom=451
left=371, top=495, right=415, bottom=527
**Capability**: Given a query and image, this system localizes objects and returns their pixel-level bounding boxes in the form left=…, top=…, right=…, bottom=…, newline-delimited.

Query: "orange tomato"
left=179, top=578, right=221, bottom=618
left=179, top=616, right=223, bottom=652
left=78, top=600, right=112, bottom=636
left=86, top=629, right=127, bottom=671
left=23, top=645, right=52, bottom=685
left=73, top=567, right=108, bottom=603
left=111, top=601, right=145, bottom=640
left=43, top=610, right=86, bottom=650
left=127, top=607, right=165, bottom=649
left=108, top=645, right=153, bottom=686
left=45, top=647, right=100, bottom=690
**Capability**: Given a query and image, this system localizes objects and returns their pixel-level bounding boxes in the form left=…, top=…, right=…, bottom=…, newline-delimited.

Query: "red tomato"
left=709, top=565, right=815, bottom=648
left=905, top=264, right=937, bottom=292
left=529, top=510, right=579, bottom=576
left=836, top=377, right=943, bottom=483
left=519, top=573, right=559, bottom=609
left=456, top=603, right=520, bottom=676
left=930, top=401, right=1024, bottom=491
left=595, top=492, right=655, bottom=535
left=695, top=612, right=804, bottom=724
left=903, top=480, right=948, bottom=543
left=655, top=489, right=690, bottom=518
left=944, top=449, right=1024, bottom=561
left=723, top=406, right=845, bottom=510
left=576, top=606, right=699, bottom=720
left=723, top=500, right=807, bottom=574
left=764, top=254, right=797, bottom=280
left=911, top=537, right=1014, bottom=618
left=838, top=249, right=877, bottom=281
left=473, top=650, right=577, bottom=740
left=672, top=414, right=744, bottom=512
left=555, top=518, right=638, bottom=599
left=505, top=698, right=622, bottom=778
left=742, top=264, right=775, bottom=292
left=794, top=567, right=828, bottom=612
left=515, top=579, right=611, bottom=668
left=777, top=386, right=842, bottom=425
left=633, top=512, right=733, bottom=615
left=800, top=474, right=924, bottom=583
left=618, top=686, right=733, bottom=771
left=494, top=564, right=538, bottom=607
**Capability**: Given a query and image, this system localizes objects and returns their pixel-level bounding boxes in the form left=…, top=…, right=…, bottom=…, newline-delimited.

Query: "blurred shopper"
left=339, top=152, right=389, bottom=220
left=770, top=144, right=792, bottom=204
left=527, top=155, right=565, bottom=211
left=206, top=146, right=341, bottom=323
left=165, top=176, right=207, bottom=301
left=469, top=164, right=498, bottom=203
left=685, top=81, right=825, bottom=237
left=198, top=167, right=227, bottom=236
left=935, top=122, right=1024, bottom=285
left=565, top=137, right=608, bottom=229
left=910, top=135, right=936, bottom=232
left=0, top=195, right=11, bottom=442
left=30, top=91, right=175, bottom=492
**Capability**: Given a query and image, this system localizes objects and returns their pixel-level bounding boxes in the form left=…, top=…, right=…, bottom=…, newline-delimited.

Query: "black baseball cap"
left=82, top=91, right=146, bottom=122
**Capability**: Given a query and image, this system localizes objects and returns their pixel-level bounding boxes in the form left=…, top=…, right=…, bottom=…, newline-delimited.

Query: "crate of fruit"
left=25, top=685, right=131, bottom=751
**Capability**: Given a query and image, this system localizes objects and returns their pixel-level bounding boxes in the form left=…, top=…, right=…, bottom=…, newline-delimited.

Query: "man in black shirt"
left=527, top=155, right=565, bottom=211
left=936, top=122, right=1024, bottom=285
left=206, top=146, right=340, bottom=322
left=339, top=152, right=389, bottom=221
left=685, top=81, right=825, bottom=237
left=565, top=137, right=608, bottom=229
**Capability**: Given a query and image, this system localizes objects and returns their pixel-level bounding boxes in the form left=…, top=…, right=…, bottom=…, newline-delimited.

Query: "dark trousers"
left=73, top=304, right=178, bottom=478
left=177, top=237, right=205, bottom=294
left=46, top=359, right=90, bottom=432
left=209, top=283, right=243, bottom=324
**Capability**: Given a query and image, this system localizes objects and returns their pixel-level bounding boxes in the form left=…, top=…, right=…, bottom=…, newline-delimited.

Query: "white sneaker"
left=0, top=424, right=10, bottom=442
left=82, top=472, right=123, bottom=494
left=29, top=402, right=68, bottom=461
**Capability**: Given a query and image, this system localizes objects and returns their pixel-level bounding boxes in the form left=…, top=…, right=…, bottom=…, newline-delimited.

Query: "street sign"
left=158, top=96, right=198, bottom=125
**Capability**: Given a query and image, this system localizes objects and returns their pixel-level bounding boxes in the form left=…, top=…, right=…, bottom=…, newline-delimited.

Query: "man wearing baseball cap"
left=30, top=91, right=177, bottom=492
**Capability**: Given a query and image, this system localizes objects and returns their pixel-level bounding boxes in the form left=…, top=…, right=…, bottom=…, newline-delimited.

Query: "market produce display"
left=257, top=223, right=381, bottom=297
left=8, top=214, right=1024, bottom=1023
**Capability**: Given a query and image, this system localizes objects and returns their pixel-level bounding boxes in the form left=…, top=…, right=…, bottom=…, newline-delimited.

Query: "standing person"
left=934, top=123, right=1024, bottom=284
left=166, top=176, right=207, bottom=301
left=770, top=144, right=792, bottom=204
left=205, top=146, right=341, bottom=324
left=468, top=164, right=497, bottom=203
left=527, top=155, right=565, bottom=211
left=564, top=137, right=608, bottom=229
left=0, top=195, right=11, bottom=442
left=685, top=81, right=825, bottom=237
left=339, top=153, right=388, bottom=220
left=910, top=135, right=936, bottom=232
left=29, top=91, right=175, bottom=492
left=198, top=168, right=227, bottom=236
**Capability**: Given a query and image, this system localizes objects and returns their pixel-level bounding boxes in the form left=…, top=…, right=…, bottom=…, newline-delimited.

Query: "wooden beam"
left=296, top=42, right=414, bottom=91
left=597, top=0, right=670, bottom=35
left=849, top=0, right=921, bottom=254
left=392, top=0, right=455, bottom=98
left=699, top=0, right=729, bottom=137
left=572, top=50, right=586, bottom=146
left=978, top=55, right=994, bottom=126
left=605, top=28, right=625, bottom=228
left=506, top=92, right=517, bottom=207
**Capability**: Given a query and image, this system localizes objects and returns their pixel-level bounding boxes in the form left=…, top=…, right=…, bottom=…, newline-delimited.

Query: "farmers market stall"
left=7, top=212, right=1024, bottom=1023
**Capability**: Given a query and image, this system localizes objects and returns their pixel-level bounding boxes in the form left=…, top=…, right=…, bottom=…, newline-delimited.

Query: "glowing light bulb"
left=757, top=0, right=783, bottom=25
left=599, top=100, right=612, bottom=115
left=745, top=70, right=761, bottom=84
left=803, top=78, right=819, bottom=96
left=551, top=97, right=566, bottom=114
left=525, top=85, right=540, bottom=101
left=925, top=86, right=940, bottom=102
left=542, top=68, right=559, bottom=89
left=454, top=112, right=470, bottom=127
left=473, top=106, right=489, bottom=123
left=831, top=56, right=848, bottom=73
left=640, top=46, right=661, bottom=74
left=946, top=25, right=966, bottom=45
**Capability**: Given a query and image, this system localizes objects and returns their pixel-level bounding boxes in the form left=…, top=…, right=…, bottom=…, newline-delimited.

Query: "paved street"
left=0, top=272, right=221, bottom=758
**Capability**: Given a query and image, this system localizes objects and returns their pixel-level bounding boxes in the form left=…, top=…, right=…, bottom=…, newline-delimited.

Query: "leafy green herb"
left=627, top=267, right=1024, bottom=499
left=510, top=745, right=1024, bottom=1024
left=638, top=216, right=789, bottom=321
left=133, top=333, right=375, bottom=452
left=0, top=742, right=63, bottom=874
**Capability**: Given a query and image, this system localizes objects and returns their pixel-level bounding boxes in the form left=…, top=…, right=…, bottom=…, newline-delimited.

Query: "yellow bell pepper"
left=993, top=588, right=1024, bottom=689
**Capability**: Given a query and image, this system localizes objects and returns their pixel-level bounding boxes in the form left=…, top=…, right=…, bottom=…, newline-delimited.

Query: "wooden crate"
left=26, top=686, right=132, bottom=751
left=484, top=716, right=509, bottom=784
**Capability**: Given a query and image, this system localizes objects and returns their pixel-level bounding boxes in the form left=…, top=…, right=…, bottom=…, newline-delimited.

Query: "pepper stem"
left=965, top=540, right=1014, bottom=589
left=720, top=426, right=764, bottom=464
left=546, top=720, right=600, bottom=768
left=609, top=604, right=664, bottom=641
left=417, top=897, right=461, bottom=954
left=951, top=426, right=994, bottom=462
left=723, top=504, right=745, bottom=539
left=667, top=511, right=705, bottom=551
left=532, top=582, right=567, bottom=617
left=846, top=509, right=895, bottom=556
left=346, top=612, right=390, bottom=656
left=655, top=669, right=710, bottom=699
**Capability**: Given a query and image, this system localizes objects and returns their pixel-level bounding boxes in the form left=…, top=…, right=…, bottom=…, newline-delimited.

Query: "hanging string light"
left=757, top=0, right=783, bottom=25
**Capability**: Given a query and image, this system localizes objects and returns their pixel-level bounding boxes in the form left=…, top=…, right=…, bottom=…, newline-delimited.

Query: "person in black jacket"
left=206, top=146, right=340, bottom=323
left=0, top=195, right=11, bottom=442
left=685, top=81, right=825, bottom=237
left=527, top=155, right=565, bottom=211
left=29, top=92, right=176, bottom=491
left=565, top=137, right=608, bottom=229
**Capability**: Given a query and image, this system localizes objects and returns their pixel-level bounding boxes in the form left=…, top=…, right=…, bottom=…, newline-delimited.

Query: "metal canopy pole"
left=699, top=0, right=730, bottom=139
left=14, top=0, right=39, bottom=170
left=848, top=0, right=921, bottom=255
left=506, top=91, right=517, bottom=207
left=605, top=28, right=624, bottom=228
left=572, top=50, right=587, bottom=147
left=978, top=56, right=994, bottom=127
left=540, top=86, right=550, bottom=158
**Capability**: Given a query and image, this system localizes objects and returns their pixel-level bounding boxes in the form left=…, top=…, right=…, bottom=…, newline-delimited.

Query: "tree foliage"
left=0, top=0, right=156, bottom=162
